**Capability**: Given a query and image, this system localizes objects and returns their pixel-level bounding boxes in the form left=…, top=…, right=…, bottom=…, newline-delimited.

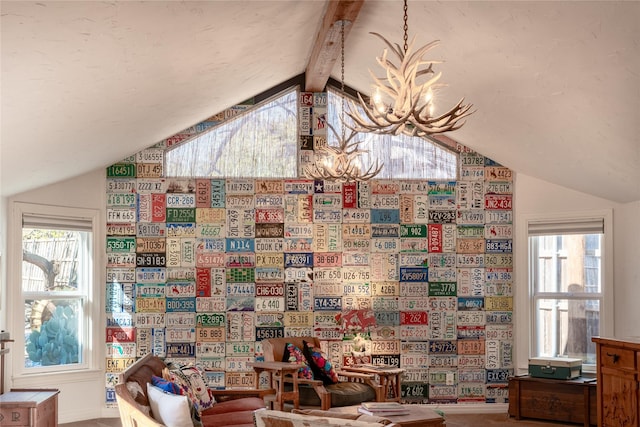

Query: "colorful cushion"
left=167, top=363, right=216, bottom=414
left=151, top=375, right=182, bottom=395
left=303, top=340, right=339, bottom=385
left=146, top=383, right=192, bottom=427
left=282, top=343, right=313, bottom=380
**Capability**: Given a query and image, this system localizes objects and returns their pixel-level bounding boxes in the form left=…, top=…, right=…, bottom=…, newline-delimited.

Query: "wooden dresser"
left=592, top=337, right=640, bottom=427
left=0, top=389, right=59, bottom=427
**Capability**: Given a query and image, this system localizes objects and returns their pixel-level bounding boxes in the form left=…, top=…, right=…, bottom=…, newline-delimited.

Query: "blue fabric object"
left=151, top=374, right=182, bottom=395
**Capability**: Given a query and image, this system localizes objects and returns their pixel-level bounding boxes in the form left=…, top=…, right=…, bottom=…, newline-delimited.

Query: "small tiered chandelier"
left=346, top=0, right=474, bottom=137
left=304, top=20, right=382, bottom=182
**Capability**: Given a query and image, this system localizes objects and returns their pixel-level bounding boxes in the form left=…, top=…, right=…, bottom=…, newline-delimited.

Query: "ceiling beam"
left=305, top=0, right=365, bottom=92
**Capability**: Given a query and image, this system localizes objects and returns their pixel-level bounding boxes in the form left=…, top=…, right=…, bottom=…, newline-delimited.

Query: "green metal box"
left=528, top=357, right=582, bottom=380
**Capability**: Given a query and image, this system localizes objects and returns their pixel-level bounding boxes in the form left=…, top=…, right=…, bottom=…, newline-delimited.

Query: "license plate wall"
left=104, top=92, right=514, bottom=406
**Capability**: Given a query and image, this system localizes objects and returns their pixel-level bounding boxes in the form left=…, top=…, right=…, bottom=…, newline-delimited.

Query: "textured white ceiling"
left=1, top=1, right=639, bottom=202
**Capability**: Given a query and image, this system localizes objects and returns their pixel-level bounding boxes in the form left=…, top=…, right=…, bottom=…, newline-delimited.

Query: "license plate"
left=166, top=297, right=196, bottom=312
left=106, top=327, right=135, bottom=343
left=400, top=267, right=428, bottom=282
left=136, top=223, right=166, bottom=237
left=254, top=312, right=284, bottom=327
left=226, top=179, right=255, bottom=195
left=107, top=237, right=136, bottom=252
left=456, top=238, right=485, bottom=254
left=429, top=340, right=457, bottom=354
left=314, top=297, right=342, bottom=311
left=196, top=342, right=226, bottom=357
left=399, top=282, right=428, bottom=297
left=458, top=297, right=485, bottom=311
left=225, top=372, right=256, bottom=389
left=255, top=253, right=283, bottom=268
left=255, top=238, right=284, bottom=252
left=456, top=254, right=485, bottom=268
left=458, top=369, right=486, bottom=383
left=107, top=223, right=136, bottom=236
left=342, top=283, right=370, bottom=297
left=136, top=267, right=166, bottom=283
left=107, top=162, right=136, bottom=178
left=314, top=252, right=342, bottom=267
left=255, top=326, right=284, bottom=341
left=256, top=208, right=284, bottom=223
left=255, top=223, right=284, bottom=238
left=166, top=223, right=196, bottom=237
left=135, top=313, right=166, bottom=328
left=106, top=343, right=136, bottom=358
left=166, top=343, right=195, bottom=358
left=106, top=178, right=136, bottom=193
left=456, top=181, right=484, bottom=210
left=401, top=325, right=429, bottom=341
left=166, top=312, right=195, bottom=328
left=196, top=208, right=226, bottom=223
left=166, top=194, right=196, bottom=208
left=429, top=356, right=458, bottom=367
left=457, top=311, right=486, bottom=326
left=106, top=313, right=134, bottom=328
left=428, top=267, right=456, bottom=282
left=372, top=238, right=399, bottom=253
left=370, top=282, right=399, bottom=297
left=107, top=267, right=136, bottom=283
left=225, top=253, right=256, bottom=268
left=370, top=340, right=400, bottom=355
left=107, top=192, right=136, bottom=208
left=484, top=194, right=512, bottom=210
left=196, top=297, right=226, bottom=312
left=255, top=267, right=285, bottom=282
left=107, top=253, right=136, bottom=268
left=255, top=190, right=284, bottom=206
left=314, top=328, right=342, bottom=340
left=314, top=312, right=341, bottom=328
left=284, top=223, right=313, bottom=238
left=196, top=253, right=225, bottom=268
left=166, top=208, right=196, bottom=223
left=342, top=267, right=370, bottom=282
left=485, top=166, right=512, bottom=181
left=197, top=237, right=225, bottom=253
left=255, top=297, right=284, bottom=311
left=401, top=354, right=429, bottom=370
left=485, top=254, right=513, bottom=268
left=458, top=383, right=486, bottom=401
left=226, top=268, right=254, bottom=282
left=136, top=253, right=166, bottom=267
left=283, top=312, right=312, bottom=327
left=485, top=224, right=512, bottom=239
left=196, top=313, right=225, bottom=328
left=401, top=341, right=429, bottom=353
left=135, top=297, right=166, bottom=312
left=225, top=356, right=253, bottom=372
left=284, top=252, right=313, bottom=268
left=370, top=195, right=399, bottom=209
left=401, top=383, right=429, bottom=401
left=428, top=282, right=457, bottom=297
left=105, top=357, right=135, bottom=373
left=342, top=209, right=371, bottom=223
left=342, top=238, right=371, bottom=252
left=486, top=210, right=513, bottom=223
left=135, top=237, right=165, bottom=253
left=486, top=385, right=509, bottom=403
left=226, top=342, right=255, bottom=356
left=226, top=296, right=255, bottom=311
left=169, top=267, right=196, bottom=281
left=428, top=210, right=456, bottom=224
left=166, top=328, right=196, bottom=343
left=486, top=369, right=513, bottom=384
left=458, top=340, right=486, bottom=355
left=486, top=268, right=513, bottom=282
left=485, top=296, right=513, bottom=311
left=226, top=238, right=255, bottom=252
left=284, top=238, right=313, bottom=252
left=429, top=369, right=458, bottom=385
left=458, top=355, right=486, bottom=368
left=313, top=208, right=341, bottom=223
left=372, top=297, right=399, bottom=311
left=486, top=325, right=513, bottom=340
left=196, top=327, right=226, bottom=342
left=196, top=223, right=225, bottom=238
left=430, top=311, right=456, bottom=340
left=486, top=311, right=513, bottom=324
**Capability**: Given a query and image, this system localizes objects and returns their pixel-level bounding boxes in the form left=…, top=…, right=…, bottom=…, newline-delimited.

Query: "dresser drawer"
left=0, top=406, right=31, bottom=426
left=600, top=346, right=636, bottom=370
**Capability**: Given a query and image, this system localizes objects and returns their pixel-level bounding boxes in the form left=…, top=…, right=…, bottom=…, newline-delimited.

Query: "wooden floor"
left=59, top=413, right=574, bottom=426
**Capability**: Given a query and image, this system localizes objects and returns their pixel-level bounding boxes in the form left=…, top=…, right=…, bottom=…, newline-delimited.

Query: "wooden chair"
left=261, top=336, right=382, bottom=410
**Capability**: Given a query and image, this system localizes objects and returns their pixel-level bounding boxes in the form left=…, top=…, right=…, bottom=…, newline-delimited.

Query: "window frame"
left=9, top=202, right=100, bottom=376
left=517, top=210, right=613, bottom=373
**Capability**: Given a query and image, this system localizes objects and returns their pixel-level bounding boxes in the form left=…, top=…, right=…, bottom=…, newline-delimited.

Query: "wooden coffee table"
left=330, top=404, right=445, bottom=427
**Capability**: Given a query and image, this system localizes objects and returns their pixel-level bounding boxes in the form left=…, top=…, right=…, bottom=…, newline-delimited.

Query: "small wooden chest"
left=0, top=389, right=59, bottom=427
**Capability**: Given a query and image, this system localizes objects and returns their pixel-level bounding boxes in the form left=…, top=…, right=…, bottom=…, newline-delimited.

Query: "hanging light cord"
left=403, top=0, right=409, bottom=54
left=341, top=19, right=346, bottom=142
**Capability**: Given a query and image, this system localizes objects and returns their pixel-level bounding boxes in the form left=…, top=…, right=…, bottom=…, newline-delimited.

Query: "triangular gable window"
left=166, top=87, right=298, bottom=178
left=165, top=83, right=457, bottom=180
left=326, top=87, right=457, bottom=180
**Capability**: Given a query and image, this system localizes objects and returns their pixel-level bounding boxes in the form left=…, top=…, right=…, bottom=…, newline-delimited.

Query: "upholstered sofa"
left=115, top=353, right=272, bottom=427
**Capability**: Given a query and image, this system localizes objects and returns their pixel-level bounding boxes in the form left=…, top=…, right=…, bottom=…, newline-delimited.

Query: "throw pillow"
left=167, top=362, right=216, bottom=414
left=146, top=383, right=192, bottom=427
left=282, top=343, right=313, bottom=380
left=303, top=340, right=339, bottom=385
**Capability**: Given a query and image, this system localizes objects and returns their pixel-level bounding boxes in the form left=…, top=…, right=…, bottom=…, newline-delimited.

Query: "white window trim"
left=514, top=209, right=613, bottom=375
left=8, top=202, right=101, bottom=379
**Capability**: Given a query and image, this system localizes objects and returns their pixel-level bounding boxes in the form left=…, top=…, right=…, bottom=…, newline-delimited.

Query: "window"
left=15, top=203, right=97, bottom=372
left=528, top=215, right=609, bottom=366
left=327, top=87, right=458, bottom=180
left=166, top=87, right=299, bottom=178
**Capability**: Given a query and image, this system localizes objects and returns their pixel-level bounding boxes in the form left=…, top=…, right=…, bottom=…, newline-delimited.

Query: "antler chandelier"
left=346, top=0, right=474, bottom=137
left=304, top=19, right=383, bottom=182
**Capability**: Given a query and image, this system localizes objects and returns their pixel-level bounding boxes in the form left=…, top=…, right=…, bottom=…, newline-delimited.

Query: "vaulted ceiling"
left=1, top=1, right=639, bottom=202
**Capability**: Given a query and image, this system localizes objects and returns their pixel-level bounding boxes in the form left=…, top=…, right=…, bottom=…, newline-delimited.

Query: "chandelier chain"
left=403, top=0, right=409, bottom=54
left=340, top=19, right=346, bottom=142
